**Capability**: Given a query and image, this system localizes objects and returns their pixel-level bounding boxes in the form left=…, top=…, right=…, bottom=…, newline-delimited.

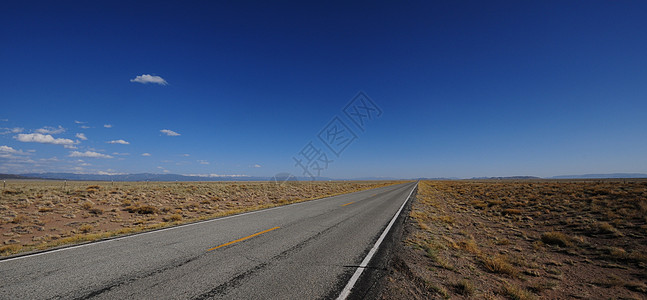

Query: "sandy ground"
left=380, top=180, right=647, bottom=299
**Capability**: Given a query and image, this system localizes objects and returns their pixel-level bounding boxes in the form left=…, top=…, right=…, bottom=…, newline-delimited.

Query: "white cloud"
left=112, top=152, right=130, bottom=156
left=141, top=153, right=151, bottom=156
left=97, top=170, right=126, bottom=175
left=0, top=127, right=24, bottom=135
left=69, top=151, right=113, bottom=159
left=107, top=139, right=129, bottom=145
left=130, top=74, right=168, bottom=85
left=35, top=125, right=65, bottom=134
left=74, top=120, right=86, bottom=124
left=76, top=133, right=88, bottom=140
left=104, top=124, right=112, bottom=128
left=160, top=129, right=180, bottom=136
left=80, top=125, right=91, bottom=129
left=15, top=133, right=76, bottom=146
left=0, top=145, right=18, bottom=153
left=184, top=173, right=249, bottom=178
left=253, top=164, right=262, bottom=168
left=40, top=157, right=60, bottom=162
left=198, top=160, right=209, bottom=165
left=0, top=145, right=29, bottom=157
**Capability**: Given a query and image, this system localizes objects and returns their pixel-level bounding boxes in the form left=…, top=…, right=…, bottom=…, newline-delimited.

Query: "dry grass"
left=1, top=180, right=402, bottom=256
left=540, top=231, right=573, bottom=247
left=381, top=179, right=647, bottom=300
left=502, top=282, right=535, bottom=300
left=481, top=255, right=518, bottom=276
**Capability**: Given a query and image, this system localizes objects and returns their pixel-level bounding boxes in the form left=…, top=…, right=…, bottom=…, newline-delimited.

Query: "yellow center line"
left=207, top=226, right=280, bottom=251
left=341, top=202, right=354, bottom=207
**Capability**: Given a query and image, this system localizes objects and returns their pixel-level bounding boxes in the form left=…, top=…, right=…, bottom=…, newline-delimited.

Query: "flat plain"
left=381, top=179, right=647, bottom=299
left=0, top=180, right=400, bottom=256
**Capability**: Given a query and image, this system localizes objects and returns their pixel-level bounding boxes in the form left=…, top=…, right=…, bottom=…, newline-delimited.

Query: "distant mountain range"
left=469, top=176, right=541, bottom=180
left=0, top=173, right=48, bottom=180
left=3, top=173, right=336, bottom=182
left=549, top=173, right=647, bottom=179
left=0, top=172, right=645, bottom=182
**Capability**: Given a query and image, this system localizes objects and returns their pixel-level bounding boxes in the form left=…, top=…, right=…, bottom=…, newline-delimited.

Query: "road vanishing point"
left=1, top=182, right=417, bottom=299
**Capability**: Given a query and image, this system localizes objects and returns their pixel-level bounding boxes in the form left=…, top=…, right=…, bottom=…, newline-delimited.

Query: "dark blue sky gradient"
left=1, top=1, right=646, bottom=178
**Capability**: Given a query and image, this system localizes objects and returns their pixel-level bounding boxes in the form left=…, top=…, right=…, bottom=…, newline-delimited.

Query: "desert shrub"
left=3, top=190, right=22, bottom=195
left=471, top=200, right=487, bottom=209
left=11, top=215, right=26, bottom=224
left=88, top=208, right=103, bottom=215
left=502, top=283, right=535, bottom=300
left=0, top=244, right=22, bottom=255
left=453, top=279, right=474, bottom=296
left=128, top=205, right=158, bottom=214
left=163, top=214, right=182, bottom=222
left=541, top=231, right=573, bottom=247
left=79, top=224, right=93, bottom=233
left=481, top=255, right=517, bottom=276
left=502, top=208, right=522, bottom=215
left=596, top=222, right=621, bottom=235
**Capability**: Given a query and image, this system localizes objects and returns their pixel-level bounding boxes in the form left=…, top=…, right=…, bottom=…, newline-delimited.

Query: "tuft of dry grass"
left=596, top=222, right=622, bottom=236
left=502, top=208, right=522, bottom=215
left=163, top=214, right=183, bottom=222
left=540, top=231, right=573, bottom=247
left=453, top=279, right=475, bottom=296
left=79, top=224, right=93, bottom=233
left=0, top=244, right=22, bottom=255
left=481, top=255, right=517, bottom=277
left=502, top=282, right=535, bottom=300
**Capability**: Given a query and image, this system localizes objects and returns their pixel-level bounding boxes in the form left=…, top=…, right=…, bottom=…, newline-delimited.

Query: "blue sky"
left=1, top=1, right=646, bottom=179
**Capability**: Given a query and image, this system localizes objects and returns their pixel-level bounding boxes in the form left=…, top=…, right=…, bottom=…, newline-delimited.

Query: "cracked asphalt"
left=0, top=182, right=416, bottom=299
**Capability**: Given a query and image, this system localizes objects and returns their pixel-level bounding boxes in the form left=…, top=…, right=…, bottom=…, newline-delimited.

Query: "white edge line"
left=1, top=183, right=405, bottom=263
left=336, top=181, right=418, bottom=300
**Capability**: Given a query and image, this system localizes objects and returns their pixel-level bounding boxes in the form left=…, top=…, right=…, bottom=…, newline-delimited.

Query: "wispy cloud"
left=107, top=139, right=129, bottom=145
left=0, top=127, right=23, bottom=135
left=0, top=145, right=30, bottom=157
left=181, top=154, right=190, bottom=157
left=15, top=133, right=76, bottom=146
left=35, top=125, right=65, bottom=135
left=97, top=170, right=126, bottom=175
left=184, top=174, right=249, bottom=178
left=104, top=124, right=112, bottom=128
left=76, top=133, right=88, bottom=140
left=80, top=125, right=91, bottom=129
left=130, top=74, right=168, bottom=85
left=112, top=152, right=130, bottom=156
left=74, top=120, right=86, bottom=124
left=160, top=129, right=180, bottom=136
left=253, top=164, right=262, bottom=168
left=198, top=160, right=209, bottom=165
left=141, top=153, right=151, bottom=157
left=69, top=151, right=113, bottom=159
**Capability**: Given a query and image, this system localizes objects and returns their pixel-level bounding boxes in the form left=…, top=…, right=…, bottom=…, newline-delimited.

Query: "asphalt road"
left=0, top=182, right=417, bottom=299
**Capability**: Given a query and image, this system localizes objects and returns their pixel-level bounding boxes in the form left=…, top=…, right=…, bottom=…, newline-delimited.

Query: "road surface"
left=0, top=181, right=417, bottom=299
